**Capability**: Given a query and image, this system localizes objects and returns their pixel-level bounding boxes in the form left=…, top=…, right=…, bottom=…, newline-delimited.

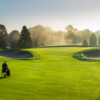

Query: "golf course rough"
left=0, top=47, right=100, bottom=100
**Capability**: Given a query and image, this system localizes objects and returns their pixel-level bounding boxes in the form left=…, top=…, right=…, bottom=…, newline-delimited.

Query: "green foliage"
left=17, top=26, right=32, bottom=48
left=0, top=32, right=6, bottom=49
left=65, top=25, right=92, bottom=44
left=94, top=30, right=100, bottom=38
left=65, top=25, right=75, bottom=31
left=0, top=24, right=7, bottom=33
left=82, top=39, right=88, bottom=46
left=65, top=25, right=77, bottom=44
left=89, top=33, right=97, bottom=45
left=98, top=36, right=100, bottom=45
left=29, top=25, right=61, bottom=47
left=8, top=30, right=19, bottom=48
left=0, top=24, right=8, bottom=49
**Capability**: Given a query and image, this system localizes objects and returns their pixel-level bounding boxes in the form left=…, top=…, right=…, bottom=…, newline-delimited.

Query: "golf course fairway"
left=0, top=47, right=100, bottom=100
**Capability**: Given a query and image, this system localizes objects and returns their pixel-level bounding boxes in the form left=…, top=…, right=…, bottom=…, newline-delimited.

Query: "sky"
left=0, top=0, right=100, bottom=33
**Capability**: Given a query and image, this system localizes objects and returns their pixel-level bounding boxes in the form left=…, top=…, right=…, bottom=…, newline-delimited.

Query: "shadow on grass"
left=0, top=77, right=3, bottom=79
left=73, top=48, right=100, bottom=62
left=95, top=97, right=100, bottom=100
left=40, top=45, right=100, bottom=48
left=0, top=77, right=7, bottom=79
left=16, top=56, right=41, bottom=61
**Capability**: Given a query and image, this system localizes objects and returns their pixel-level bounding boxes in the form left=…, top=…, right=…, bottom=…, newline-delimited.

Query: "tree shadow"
left=0, top=77, right=3, bottom=79
left=95, top=97, right=100, bottom=100
left=41, top=45, right=99, bottom=48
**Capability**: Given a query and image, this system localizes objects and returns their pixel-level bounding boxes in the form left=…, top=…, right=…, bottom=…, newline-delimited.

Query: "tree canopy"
left=89, top=33, right=97, bottom=45
left=82, top=39, right=88, bottom=46
left=17, top=26, right=32, bottom=48
left=8, top=30, right=19, bottom=48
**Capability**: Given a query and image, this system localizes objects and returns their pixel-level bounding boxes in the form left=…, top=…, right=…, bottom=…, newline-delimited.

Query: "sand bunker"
left=84, top=50, right=100, bottom=59
left=0, top=49, right=33, bottom=58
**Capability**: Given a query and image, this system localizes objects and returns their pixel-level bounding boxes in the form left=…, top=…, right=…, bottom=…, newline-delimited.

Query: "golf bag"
left=7, top=67, right=11, bottom=76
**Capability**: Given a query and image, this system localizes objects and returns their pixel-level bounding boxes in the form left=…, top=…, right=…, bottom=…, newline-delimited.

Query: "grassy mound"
left=73, top=47, right=100, bottom=61
left=0, top=47, right=100, bottom=100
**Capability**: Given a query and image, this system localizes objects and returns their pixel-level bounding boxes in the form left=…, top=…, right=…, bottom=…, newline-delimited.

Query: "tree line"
left=0, top=24, right=100, bottom=49
left=82, top=33, right=98, bottom=46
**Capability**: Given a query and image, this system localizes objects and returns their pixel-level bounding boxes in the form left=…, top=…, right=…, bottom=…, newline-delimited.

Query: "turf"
left=0, top=47, right=100, bottom=100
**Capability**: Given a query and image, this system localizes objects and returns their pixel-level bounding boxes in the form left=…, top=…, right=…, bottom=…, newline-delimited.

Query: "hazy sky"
left=0, top=0, right=100, bottom=33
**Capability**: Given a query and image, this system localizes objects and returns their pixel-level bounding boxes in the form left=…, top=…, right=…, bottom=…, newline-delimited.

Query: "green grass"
left=0, top=47, right=100, bottom=100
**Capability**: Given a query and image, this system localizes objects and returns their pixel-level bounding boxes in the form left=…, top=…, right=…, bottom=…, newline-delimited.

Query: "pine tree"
left=17, top=26, right=32, bottom=48
left=82, top=39, right=88, bottom=45
left=89, top=33, right=97, bottom=45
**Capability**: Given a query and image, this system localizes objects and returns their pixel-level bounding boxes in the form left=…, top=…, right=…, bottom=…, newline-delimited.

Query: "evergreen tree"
left=17, top=26, right=32, bottom=48
left=89, top=33, right=97, bottom=45
left=98, top=36, right=100, bottom=46
left=82, top=39, right=88, bottom=45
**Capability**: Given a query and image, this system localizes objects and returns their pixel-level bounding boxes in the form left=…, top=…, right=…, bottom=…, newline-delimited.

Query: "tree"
left=81, top=29, right=91, bottom=41
left=29, top=25, right=57, bottom=47
left=65, top=25, right=75, bottom=31
left=65, top=25, right=77, bottom=44
left=17, top=26, right=32, bottom=48
left=0, top=32, right=6, bottom=48
left=89, top=33, right=97, bottom=45
left=82, top=39, right=88, bottom=45
left=98, top=36, right=100, bottom=46
left=0, top=24, right=8, bottom=49
left=94, top=30, right=100, bottom=38
left=8, top=30, right=19, bottom=48
left=29, top=25, right=45, bottom=47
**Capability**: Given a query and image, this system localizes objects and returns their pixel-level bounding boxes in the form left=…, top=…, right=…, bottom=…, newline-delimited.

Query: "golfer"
left=2, top=61, right=8, bottom=78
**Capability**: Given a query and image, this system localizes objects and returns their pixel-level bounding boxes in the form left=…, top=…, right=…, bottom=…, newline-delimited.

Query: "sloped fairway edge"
left=18, top=49, right=41, bottom=60
left=73, top=48, right=100, bottom=61
left=0, top=49, right=40, bottom=60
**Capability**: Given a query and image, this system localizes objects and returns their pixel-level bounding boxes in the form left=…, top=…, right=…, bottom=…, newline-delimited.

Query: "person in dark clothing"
left=2, top=61, right=8, bottom=78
